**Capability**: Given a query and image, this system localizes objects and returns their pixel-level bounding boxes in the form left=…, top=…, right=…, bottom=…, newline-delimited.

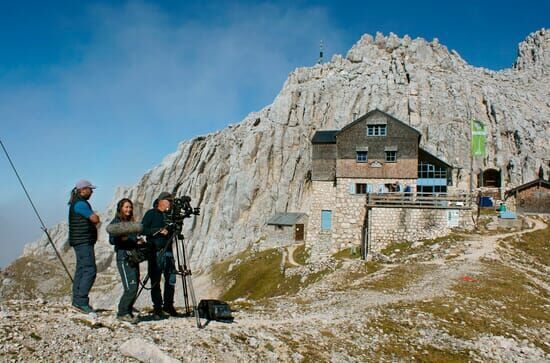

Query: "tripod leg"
left=174, top=237, right=191, bottom=315
left=135, top=273, right=149, bottom=302
left=180, top=241, right=202, bottom=328
left=185, top=274, right=202, bottom=328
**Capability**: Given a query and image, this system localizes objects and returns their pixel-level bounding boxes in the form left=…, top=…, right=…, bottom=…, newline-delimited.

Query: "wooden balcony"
left=366, top=192, right=472, bottom=209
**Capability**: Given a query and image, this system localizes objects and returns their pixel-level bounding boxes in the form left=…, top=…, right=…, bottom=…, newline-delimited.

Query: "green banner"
left=471, top=119, right=486, bottom=156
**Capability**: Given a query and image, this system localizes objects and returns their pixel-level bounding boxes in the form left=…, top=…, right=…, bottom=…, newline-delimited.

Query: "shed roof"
left=312, top=130, right=338, bottom=144
left=505, top=178, right=550, bottom=198
left=267, top=212, right=307, bottom=226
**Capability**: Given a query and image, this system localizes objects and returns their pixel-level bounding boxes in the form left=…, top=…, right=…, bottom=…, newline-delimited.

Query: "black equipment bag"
left=125, top=243, right=154, bottom=266
left=198, top=299, right=234, bottom=322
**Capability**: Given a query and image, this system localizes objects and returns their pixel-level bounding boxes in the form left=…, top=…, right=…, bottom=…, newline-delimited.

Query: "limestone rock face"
left=11, top=29, right=550, bottom=282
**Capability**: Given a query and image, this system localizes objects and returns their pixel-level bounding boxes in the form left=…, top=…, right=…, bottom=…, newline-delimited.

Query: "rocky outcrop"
left=10, top=29, right=550, bottom=284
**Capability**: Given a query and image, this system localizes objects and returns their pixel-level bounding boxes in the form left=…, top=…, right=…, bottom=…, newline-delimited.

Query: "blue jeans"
left=72, top=243, right=97, bottom=306
left=148, top=250, right=176, bottom=309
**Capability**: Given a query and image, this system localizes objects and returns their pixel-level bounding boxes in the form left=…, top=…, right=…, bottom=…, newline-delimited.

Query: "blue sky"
left=1, top=0, right=548, bottom=267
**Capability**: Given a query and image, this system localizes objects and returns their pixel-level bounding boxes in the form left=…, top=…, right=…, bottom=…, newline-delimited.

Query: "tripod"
left=134, top=226, right=202, bottom=328
left=172, top=225, right=202, bottom=328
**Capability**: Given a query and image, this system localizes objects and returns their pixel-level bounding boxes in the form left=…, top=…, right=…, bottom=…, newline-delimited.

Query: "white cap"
left=75, top=179, right=97, bottom=190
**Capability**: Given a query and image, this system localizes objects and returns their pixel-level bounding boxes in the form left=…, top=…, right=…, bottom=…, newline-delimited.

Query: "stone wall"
left=367, top=207, right=473, bottom=253
left=307, top=178, right=473, bottom=259
left=306, top=181, right=337, bottom=260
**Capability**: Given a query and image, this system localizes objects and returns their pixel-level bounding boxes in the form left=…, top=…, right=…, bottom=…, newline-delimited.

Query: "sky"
left=1, top=0, right=548, bottom=267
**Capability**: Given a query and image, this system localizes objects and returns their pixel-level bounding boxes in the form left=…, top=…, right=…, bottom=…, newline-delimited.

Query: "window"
left=356, top=183, right=367, bottom=194
left=356, top=151, right=368, bottom=162
left=367, top=125, right=386, bottom=136
left=321, top=210, right=332, bottom=230
left=418, top=161, right=447, bottom=179
left=385, top=150, right=397, bottom=162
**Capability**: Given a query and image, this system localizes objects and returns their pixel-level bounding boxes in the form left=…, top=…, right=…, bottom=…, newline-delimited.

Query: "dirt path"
left=286, top=245, right=301, bottom=267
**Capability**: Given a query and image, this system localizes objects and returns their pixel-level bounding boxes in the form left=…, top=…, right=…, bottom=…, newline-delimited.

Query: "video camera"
left=165, top=195, right=200, bottom=226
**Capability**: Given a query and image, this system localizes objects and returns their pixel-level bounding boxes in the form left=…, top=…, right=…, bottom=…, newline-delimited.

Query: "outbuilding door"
left=295, top=224, right=304, bottom=241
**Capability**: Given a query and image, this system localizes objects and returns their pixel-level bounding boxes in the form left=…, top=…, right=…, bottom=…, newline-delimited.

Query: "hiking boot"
left=163, top=305, right=179, bottom=317
left=117, top=314, right=139, bottom=324
left=152, top=308, right=167, bottom=320
left=71, top=304, right=95, bottom=314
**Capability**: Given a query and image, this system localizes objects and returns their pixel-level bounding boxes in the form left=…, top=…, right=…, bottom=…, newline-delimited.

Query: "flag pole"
left=469, top=115, right=474, bottom=194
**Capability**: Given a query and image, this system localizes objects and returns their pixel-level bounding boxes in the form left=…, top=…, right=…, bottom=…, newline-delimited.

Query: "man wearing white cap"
left=68, top=179, right=100, bottom=313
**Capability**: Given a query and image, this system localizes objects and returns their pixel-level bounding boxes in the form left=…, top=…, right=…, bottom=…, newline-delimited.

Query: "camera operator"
left=141, top=192, right=178, bottom=319
left=108, top=198, right=143, bottom=324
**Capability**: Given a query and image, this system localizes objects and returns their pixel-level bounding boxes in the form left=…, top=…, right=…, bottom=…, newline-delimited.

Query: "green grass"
left=420, top=233, right=466, bottom=247
left=367, top=316, right=471, bottom=361
left=505, top=224, right=549, bottom=266
left=405, top=261, right=549, bottom=353
left=380, top=241, right=412, bottom=256
left=332, top=247, right=362, bottom=260
left=362, top=264, right=436, bottom=291
left=211, top=248, right=303, bottom=301
left=210, top=246, right=335, bottom=301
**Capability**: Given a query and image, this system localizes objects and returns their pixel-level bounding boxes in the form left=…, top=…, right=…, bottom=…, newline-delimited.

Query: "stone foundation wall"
left=368, top=208, right=464, bottom=252
left=307, top=179, right=473, bottom=259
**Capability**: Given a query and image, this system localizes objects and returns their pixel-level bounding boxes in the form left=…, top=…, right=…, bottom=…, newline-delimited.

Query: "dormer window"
left=367, top=124, right=386, bottom=136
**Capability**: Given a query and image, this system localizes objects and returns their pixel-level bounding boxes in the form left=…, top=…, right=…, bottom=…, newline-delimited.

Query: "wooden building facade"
left=505, top=179, right=550, bottom=214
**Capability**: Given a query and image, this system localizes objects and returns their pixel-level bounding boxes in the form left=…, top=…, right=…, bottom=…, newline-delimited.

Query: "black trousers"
left=148, top=250, right=176, bottom=310
left=116, top=251, right=140, bottom=316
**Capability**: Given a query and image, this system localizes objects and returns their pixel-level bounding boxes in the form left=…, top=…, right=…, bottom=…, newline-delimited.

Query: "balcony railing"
left=366, top=192, right=472, bottom=209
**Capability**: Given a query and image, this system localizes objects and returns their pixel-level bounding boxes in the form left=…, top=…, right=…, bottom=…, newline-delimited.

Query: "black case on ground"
left=198, top=299, right=234, bottom=322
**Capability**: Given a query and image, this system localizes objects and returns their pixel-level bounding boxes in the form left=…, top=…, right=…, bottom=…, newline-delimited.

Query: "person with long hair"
left=68, top=179, right=100, bottom=314
left=108, top=198, right=143, bottom=324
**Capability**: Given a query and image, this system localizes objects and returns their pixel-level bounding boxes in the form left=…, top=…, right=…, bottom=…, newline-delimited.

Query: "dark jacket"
left=141, top=208, right=172, bottom=251
left=68, top=196, right=97, bottom=246
left=108, top=217, right=140, bottom=251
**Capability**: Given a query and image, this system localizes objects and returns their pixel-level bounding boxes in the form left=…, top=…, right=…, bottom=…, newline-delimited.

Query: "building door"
left=295, top=224, right=304, bottom=241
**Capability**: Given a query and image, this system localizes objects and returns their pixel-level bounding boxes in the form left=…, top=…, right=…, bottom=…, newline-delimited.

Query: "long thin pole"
left=0, top=139, right=73, bottom=282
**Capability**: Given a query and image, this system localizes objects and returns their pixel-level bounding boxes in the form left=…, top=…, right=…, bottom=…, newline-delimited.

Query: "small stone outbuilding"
left=265, top=213, right=308, bottom=248
left=505, top=178, right=550, bottom=214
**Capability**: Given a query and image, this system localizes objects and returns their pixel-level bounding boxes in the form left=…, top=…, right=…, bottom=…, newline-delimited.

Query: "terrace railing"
left=366, top=192, right=472, bottom=209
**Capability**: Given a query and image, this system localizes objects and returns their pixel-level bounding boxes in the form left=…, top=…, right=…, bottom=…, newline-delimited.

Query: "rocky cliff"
left=13, top=29, right=550, bottom=281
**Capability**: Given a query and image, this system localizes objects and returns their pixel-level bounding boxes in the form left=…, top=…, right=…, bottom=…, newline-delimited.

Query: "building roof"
left=312, top=130, right=338, bottom=144
left=338, top=109, right=422, bottom=137
left=419, top=147, right=453, bottom=168
left=267, top=212, right=307, bottom=226
left=505, top=178, right=550, bottom=198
